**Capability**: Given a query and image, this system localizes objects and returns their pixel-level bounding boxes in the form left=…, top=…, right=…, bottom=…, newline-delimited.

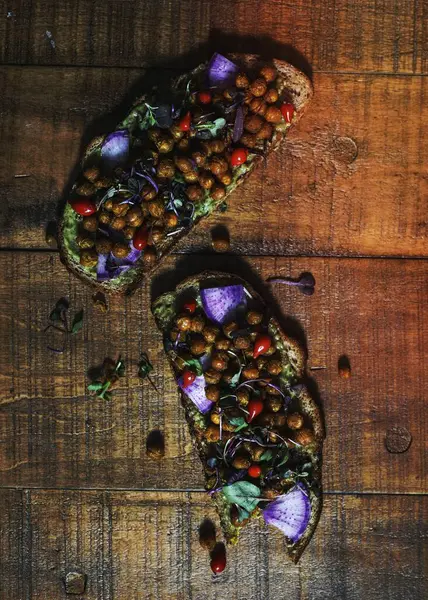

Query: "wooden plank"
left=1, top=67, right=427, bottom=256
left=0, top=490, right=23, bottom=599
left=0, top=0, right=427, bottom=73
left=0, top=490, right=426, bottom=599
left=0, top=252, right=427, bottom=493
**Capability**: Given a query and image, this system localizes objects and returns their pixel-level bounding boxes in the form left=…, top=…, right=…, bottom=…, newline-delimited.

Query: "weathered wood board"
left=0, top=253, right=426, bottom=493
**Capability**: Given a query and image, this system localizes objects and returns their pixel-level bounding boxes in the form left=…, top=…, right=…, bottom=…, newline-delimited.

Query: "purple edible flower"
left=207, top=53, right=239, bottom=89
left=101, top=130, right=130, bottom=167
left=263, top=484, right=311, bottom=543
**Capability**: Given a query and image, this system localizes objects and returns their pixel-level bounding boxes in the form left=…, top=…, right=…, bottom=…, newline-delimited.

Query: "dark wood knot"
left=64, top=571, right=87, bottom=595
left=332, top=136, right=358, bottom=164
left=385, top=426, right=412, bottom=453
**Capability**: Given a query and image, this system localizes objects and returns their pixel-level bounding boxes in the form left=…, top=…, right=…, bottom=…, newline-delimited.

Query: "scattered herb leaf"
left=183, top=358, right=203, bottom=376
left=71, top=310, right=84, bottom=335
left=87, top=356, right=125, bottom=400
left=222, top=481, right=261, bottom=513
left=259, top=449, right=273, bottom=462
left=138, top=352, right=159, bottom=394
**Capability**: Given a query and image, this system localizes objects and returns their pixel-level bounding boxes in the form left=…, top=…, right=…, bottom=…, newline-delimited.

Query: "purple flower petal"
left=178, top=375, right=213, bottom=414
left=200, top=285, right=246, bottom=324
left=207, top=53, right=239, bottom=89
left=101, top=130, right=130, bottom=167
left=232, top=105, right=244, bottom=143
left=263, top=485, right=311, bottom=543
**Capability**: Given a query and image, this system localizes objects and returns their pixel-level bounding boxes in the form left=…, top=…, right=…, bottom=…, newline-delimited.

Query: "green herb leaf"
left=114, top=356, right=125, bottom=377
left=229, top=367, right=243, bottom=388
left=88, top=382, right=103, bottom=392
left=219, top=201, right=228, bottom=213
left=138, top=353, right=154, bottom=379
left=127, top=177, right=140, bottom=195
left=236, top=506, right=250, bottom=522
left=194, top=117, right=226, bottom=137
left=71, top=309, right=84, bottom=335
left=184, top=358, right=203, bottom=376
left=259, top=449, right=273, bottom=462
left=227, top=416, right=246, bottom=427
left=277, top=447, right=290, bottom=467
left=223, top=481, right=261, bottom=513
left=49, top=298, right=69, bottom=323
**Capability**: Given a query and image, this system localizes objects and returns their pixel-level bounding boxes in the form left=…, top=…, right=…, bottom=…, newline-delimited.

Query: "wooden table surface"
left=0, top=1, right=427, bottom=599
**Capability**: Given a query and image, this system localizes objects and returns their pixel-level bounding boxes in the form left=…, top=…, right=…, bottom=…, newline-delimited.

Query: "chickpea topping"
left=189, top=316, right=204, bottom=333
left=186, top=185, right=204, bottom=202
left=275, top=414, right=287, bottom=427
left=190, top=335, right=207, bottom=356
left=80, top=249, right=98, bottom=267
left=218, top=171, right=232, bottom=186
left=205, top=425, right=220, bottom=442
left=111, top=200, right=129, bottom=217
left=249, top=97, right=267, bottom=116
left=211, top=352, right=229, bottom=372
left=266, top=385, right=281, bottom=396
left=83, top=216, right=98, bottom=233
left=184, top=170, right=199, bottom=183
left=143, top=246, right=157, bottom=266
left=235, top=72, right=250, bottom=89
left=264, top=344, right=277, bottom=356
left=260, top=65, right=277, bottom=83
left=208, top=156, right=229, bottom=176
left=177, top=137, right=190, bottom=151
left=244, top=114, right=264, bottom=134
left=156, top=136, right=175, bottom=154
left=258, top=413, right=275, bottom=427
left=123, top=227, right=136, bottom=241
left=170, top=123, right=184, bottom=140
left=192, top=151, right=207, bottom=166
left=287, top=412, right=304, bottom=430
left=149, top=226, right=164, bottom=245
left=176, top=314, right=192, bottom=331
left=163, top=212, right=177, bottom=229
left=205, top=369, right=222, bottom=385
left=234, top=335, right=251, bottom=350
left=104, top=199, right=114, bottom=211
left=98, top=211, right=112, bottom=225
left=223, top=321, right=238, bottom=338
left=237, top=389, right=249, bottom=407
left=83, top=166, right=100, bottom=183
left=76, top=233, right=94, bottom=249
left=249, top=78, right=268, bottom=97
left=266, top=397, right=282, bottom=412
left=215, top=338, right=231, bottom=351
left=267, top=360, right=282, bottom=376
left=256, top=356, right=268, bottom=370
left=94, top=177, right=112, bottom=190
left=210, top=412, right=221, bottom=425
left=223, top=88, right=235, bottom=102
left=264, top=88, right=279, bottom=104
left=294, top=428, right=315, bottom=446
left=246, top=310, right=263, bottom=325
left=157, top=159, right=175, bottom=179
left=265, top=106, right=283, bottom=124
left=200, top=142, right=213, bottom=157
left=95, top=238, right=113, bottom=255
left=202, top=325, right=219, bottom=344
left=126, top=206, right=144, bottom=227
left=111, top=243, right=129, bottom=258
left=205, top=385, right=220, bottom=402
left=76, top=181, right=95, bottom=196
left=199, top=171, right=215, bottom=189
left=210, top=139, right=226, bottom=153
left=175, top=156, right=194, bottom=174
left=232, top=454, right=252, bottom=469
left=110, top=216, right=127, bottom=231
left=148, top=200, right=164, bottom=219
left=148, top=127, right=161, bottom=142
left=210, top=184, right=226, bottom=201
left=212, top=235, right=230, bottom=253
left=141, top=185, right=157, bottom=201
left=240, top=133, right=258, bottom=149
left=257, top=122, right=274, bottom=140
left=242, top=365, right=259, bottom=380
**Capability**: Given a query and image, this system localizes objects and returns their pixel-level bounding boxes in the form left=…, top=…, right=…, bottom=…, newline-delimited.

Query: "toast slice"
left=59, top=54, right=313, bottom=294
left=152, top=271, right=323, bottom=563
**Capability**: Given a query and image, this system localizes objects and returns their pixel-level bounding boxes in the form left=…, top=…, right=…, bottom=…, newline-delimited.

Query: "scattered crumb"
left=45, top=30, right=56, bottom=49
left=338, top=355, right=351, bottom=378
left=92, top=291, right=108, bottom=312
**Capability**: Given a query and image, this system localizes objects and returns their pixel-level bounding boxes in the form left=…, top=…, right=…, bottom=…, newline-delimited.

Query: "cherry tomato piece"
left=133, top=226, right=149, bottom=251
left=230, top=148, right=248, bottom=167
left=247, top=399, right=264, bottom=423
left=69, top=197, right=97, bottom=216
left=179, top=111, right=192, bottom=132
left=248, top=464, right=262, bottom=478
left=183, top=299, right=197, bottom=314
left=253, top=334, right=272, bottom=358
left=182, top=370, right=196, bottom=388
left=198, top=91, right=212, bottom=104
left=210, top=546, right=227, bottom=574
left=280, top=103, right=295, bottom=124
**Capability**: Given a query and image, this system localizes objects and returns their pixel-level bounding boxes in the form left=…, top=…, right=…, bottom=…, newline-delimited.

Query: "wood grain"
left=1, top=67, right=427, bottom=256
left=0, top=489, right=426, bottom=599
left=0, top=252, right=427, bottom=493
left=0, top=0, right=427, bottom=74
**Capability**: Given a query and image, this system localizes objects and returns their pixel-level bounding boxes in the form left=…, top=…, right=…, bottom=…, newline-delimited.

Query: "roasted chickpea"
left=264, top=88, right=279, bottom=104
left=148, top=200, right=164, bottom=219
left=212, top=236, right=230, bottom=253
left=230, top=504, right=250, bottom=527
left=199, top=171, right=215, bottom=189
left=295, top=428, right=315, bottom=446
left=267, top=360, right=282, bottom=376
left=215, top=337, right=231, bottom=351
left=264, top=344, right=277, bottom=356
left=83, top=216, right=98, bottom=233
left=126, top=207, right=144, bottom=227
left=205, top=425, right=221, bottom=442
left=156, top=136, right=174, bottom=154
left=217, top=171, right=231, bottom=186
left=256, top=356, right=268, bottom=371
left=169, top=327, right=180, bottom=342
left=177, top=137, right=190, bottom=151
left=95, top=238, right=113, bottom=254
left=83, top=166, right=100, bottom=183
left=240, top=133, right=258, bottom=148
left=76, top=233, right=94, bottom=249
left=190, top=335, right=207, bottom=356
left=265, top=106, right=283, bottom=124
left=210, top=412, right=221, bottom=425
left=242, top=365, right=259, bottom=380
left=205, top=369, right=222, bottom=385
left=249, top=97, right=267, bottom=116
left=257, top=413, right=275, bottom=427
left=165, top=212, right=178, bottom=229
left=210, top=139, right=226, bottom=153
left=237, top=389, right=250, bottom=407
left=111, top=200, right=129, bottom=217
left=190, top=315, right=205, bottom=333
left=185, top=185, right=203, bottom=202
left=212, top=352, right=228, bottom=372
left=142, top=246, right=157, bottom=267
left=157, top=158, right=175, bottom=179
left=223, top=321, right=238, bottom=338
left=266, top=385, right=281, bottom=396
left=111, top=242, right=129, bottom=258
left=94, top=177, right=112, bottom=190
left=141, top=185, right=157, bottom=201
left=244, top=114, right=264, bottom=134
left=202, top=325, right=220, bottom=344
left=208, top=156, right=228, bottom=176
left=275, top=414, right=287, bottom=427
left=80, top=249, right=98, bottom=267
left=98, top=211, right=112, bottom=226
left=262, top=488, right=281, bottom=499
left=110, top=216, right=126, bottom=231
left=170, top=123, right=184, bottom=140
left=205, top=385, right=220, bottom=402
left=175, top=156, right=194, bottom=173
left=149, top=226, right=164, bottom=245
left=234, top=335, right=251, bottom=350
left=266, top=396, right=282, bottom=413
left=104, top=198, right=114, bottom=211
left=192, top=151, right=207, bottom=167
left=232, top=454, right=252, bottom=469
left=184, top=170, right=199, bottom=183
left=287, top=412, right=304, bottom=430
left=123, top=226, right=136, bottom=240
left=246, top=310, right=262, bottom=325
left=148, top=127, right=161, bottom=142
left=176, top=314, right=192, bottom=331
left=210, top=184, right=226, bottom=201
left=200, top=141, right=213, bottom=157
left=243, top=90, right=254, bottom=105
left=76, top=181, right=95, bottom=196
left=235, top=72, right=250, bottom=89
left=260, top=65, right=277, bottom=83
left=250, top=78, right=268, bottom=97
left=223, top=88, right=235, bottom=102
